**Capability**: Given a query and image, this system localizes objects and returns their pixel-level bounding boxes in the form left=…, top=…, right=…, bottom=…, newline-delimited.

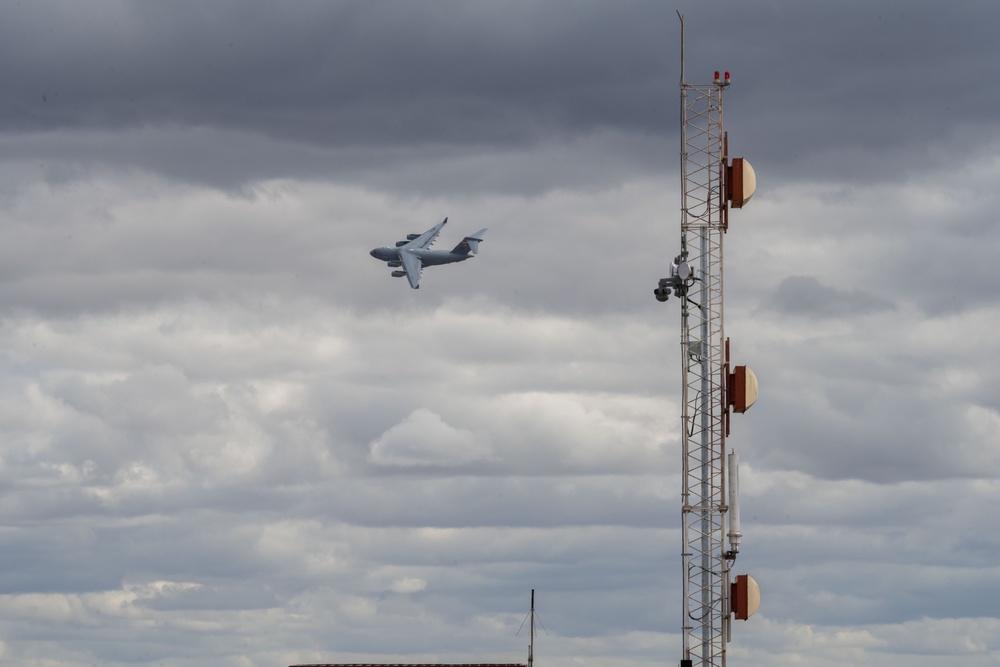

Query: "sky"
left=0, top=1, right=998, bottom=666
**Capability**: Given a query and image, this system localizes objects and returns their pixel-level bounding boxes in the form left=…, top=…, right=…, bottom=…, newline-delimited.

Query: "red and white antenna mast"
left=655, top=13, right=760, bottom=667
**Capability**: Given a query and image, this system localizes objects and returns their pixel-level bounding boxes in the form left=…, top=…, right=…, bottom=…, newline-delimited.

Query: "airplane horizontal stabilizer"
left=453, top=228, right=488, bottom=255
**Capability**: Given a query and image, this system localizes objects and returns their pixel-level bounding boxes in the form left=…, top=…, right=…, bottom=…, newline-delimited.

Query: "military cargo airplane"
left=370, top=218, right=487, bottom=289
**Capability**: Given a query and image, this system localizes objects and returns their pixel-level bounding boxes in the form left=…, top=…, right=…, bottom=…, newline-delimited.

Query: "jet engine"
left=395, top=240, right=408, bottom=247
left=406, top=233, right=420, bottom=240
left=387, top=260, right=402, bottom=268
left=391, top=271, right=406, bottom=278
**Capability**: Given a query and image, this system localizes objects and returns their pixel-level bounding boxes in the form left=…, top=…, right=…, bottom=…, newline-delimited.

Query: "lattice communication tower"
left=654, top=15, right=760, bottom=667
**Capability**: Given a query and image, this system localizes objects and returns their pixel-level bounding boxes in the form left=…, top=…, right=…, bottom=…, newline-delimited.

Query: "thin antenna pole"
left=528, top=589, right=535, bottom=667
left=677, top=11, right=685, bottom=87
left=677, top=11, right=688, bottom=261
left=676, top=16, right=692, bottom=664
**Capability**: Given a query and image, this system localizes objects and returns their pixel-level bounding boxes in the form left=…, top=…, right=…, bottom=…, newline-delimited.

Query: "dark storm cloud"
left=2, top=1, right=997, bottom=192
left=0, top=0, right=678, bottom=193
left=717, top=0, right=1000, bottom=185
left=0, top=1, right=670, bottom=144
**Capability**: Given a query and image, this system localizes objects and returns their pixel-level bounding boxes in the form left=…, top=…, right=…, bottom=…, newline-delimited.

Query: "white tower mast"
left=655, top=15, right=759, bottom=667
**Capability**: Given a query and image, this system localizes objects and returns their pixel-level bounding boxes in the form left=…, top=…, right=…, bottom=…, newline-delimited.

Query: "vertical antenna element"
left=728, top=452, right=741, bottom=555
left=677, top=11, right=685, bottom=87
left=528, top=589, right=534, bottom=667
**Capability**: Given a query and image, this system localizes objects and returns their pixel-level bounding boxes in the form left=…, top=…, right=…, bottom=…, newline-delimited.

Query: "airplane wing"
left=399, top=247, right=423, bottom=289
left=404, top=217, right=447, bottom=250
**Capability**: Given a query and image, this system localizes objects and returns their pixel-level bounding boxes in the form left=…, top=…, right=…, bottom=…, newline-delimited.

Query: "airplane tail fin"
left=453, top=228, right=488, bottom=255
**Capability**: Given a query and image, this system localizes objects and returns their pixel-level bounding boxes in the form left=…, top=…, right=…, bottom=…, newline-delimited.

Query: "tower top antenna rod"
left=677, top=11, right=685, bottom=87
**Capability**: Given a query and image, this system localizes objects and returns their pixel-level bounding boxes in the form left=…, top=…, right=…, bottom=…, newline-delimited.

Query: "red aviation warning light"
left=714, top=71, right=721, bottom=85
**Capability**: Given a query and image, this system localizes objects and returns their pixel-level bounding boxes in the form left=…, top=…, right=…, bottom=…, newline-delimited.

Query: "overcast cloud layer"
left=1, top=2, right=999, bottom=666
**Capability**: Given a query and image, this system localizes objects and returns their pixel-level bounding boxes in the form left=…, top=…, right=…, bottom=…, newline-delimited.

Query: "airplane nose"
left=370, top=249, right=377, bottom=257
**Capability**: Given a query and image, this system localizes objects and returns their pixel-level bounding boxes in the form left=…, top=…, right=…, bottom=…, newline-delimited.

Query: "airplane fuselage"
left=369, top=247, right=474, bottom=266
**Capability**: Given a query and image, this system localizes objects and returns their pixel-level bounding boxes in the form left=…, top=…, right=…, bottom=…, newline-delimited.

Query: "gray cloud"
left=0, top=1, right=996, bottom=193
left=762, top=275, right=896, bottom=318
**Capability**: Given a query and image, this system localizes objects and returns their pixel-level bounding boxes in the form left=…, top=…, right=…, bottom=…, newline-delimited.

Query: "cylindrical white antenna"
left=728, top=451, right=742, bottom=554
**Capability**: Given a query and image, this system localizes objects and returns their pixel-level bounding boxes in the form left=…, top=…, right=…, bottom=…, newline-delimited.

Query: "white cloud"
left=369, top=408, right=492, bottom=467
left=389, top=577, right=428, bottom=594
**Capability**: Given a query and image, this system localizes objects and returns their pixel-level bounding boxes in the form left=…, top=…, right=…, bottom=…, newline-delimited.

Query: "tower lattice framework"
left=677, top=77, right=731, bottom=667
